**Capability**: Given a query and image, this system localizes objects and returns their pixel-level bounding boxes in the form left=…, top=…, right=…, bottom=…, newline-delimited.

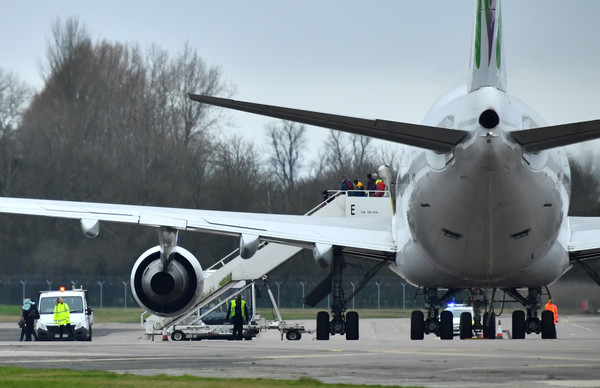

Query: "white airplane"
left=1, top=0, right=600, bottom=340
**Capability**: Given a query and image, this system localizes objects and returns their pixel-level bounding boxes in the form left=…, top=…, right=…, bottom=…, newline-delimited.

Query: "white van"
left=37, top=287, right=94, bottom=341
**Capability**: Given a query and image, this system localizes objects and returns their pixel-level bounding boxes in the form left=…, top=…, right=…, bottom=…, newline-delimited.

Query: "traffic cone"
left=496, top=320, right=503, bottom=339
left=162, top=325, right=168, bottom=341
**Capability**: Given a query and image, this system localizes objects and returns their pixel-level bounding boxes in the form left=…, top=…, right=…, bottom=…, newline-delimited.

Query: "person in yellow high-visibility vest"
left=54, top=297, right=74, bottom=340
left=226, top=294, right=248, bottom=340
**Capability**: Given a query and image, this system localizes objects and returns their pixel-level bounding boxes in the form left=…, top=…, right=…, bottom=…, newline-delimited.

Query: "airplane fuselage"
left=391, top=87, right=572, bottom=288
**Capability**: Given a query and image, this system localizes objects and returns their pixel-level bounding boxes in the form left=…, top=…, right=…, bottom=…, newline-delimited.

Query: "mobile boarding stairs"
left=142, top=185, right=394, bottom=340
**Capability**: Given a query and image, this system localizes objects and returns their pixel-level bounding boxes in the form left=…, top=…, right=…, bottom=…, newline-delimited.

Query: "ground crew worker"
left=544, top=298, right=558, bottom=324
left=54, top=297, right=74, bottom=340
left=226, top=294, right=248, bottom=340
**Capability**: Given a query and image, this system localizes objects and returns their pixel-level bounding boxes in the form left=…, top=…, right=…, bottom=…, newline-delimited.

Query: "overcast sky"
left=1, top=1, right=599, bottom=162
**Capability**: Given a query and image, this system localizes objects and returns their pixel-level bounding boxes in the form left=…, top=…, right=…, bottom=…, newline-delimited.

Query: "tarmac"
left=1, top=315, right=600, bottom=387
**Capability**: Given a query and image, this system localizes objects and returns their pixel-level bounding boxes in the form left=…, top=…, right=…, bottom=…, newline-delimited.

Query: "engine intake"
left=130, top=246, right=204, bottom=317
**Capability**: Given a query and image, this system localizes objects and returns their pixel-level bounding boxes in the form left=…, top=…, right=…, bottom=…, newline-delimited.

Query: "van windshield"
left=39, top=296, right=84, bottom=314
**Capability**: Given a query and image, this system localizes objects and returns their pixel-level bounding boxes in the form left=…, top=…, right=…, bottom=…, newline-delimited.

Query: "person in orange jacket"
left=544, top=298, right=558, bottom=324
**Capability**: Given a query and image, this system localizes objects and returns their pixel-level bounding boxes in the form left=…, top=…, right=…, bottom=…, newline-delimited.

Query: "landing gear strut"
left=315, top=251, right=359, bottom=340
left=411, top=287, right=498, bottom=340
left=309, top=250, right=389, bottom=341
left=470, top=288, right=496, bottom=339
left=410, top=287, right=462, bottom=340
left=503, top=287, right=556, bottom=339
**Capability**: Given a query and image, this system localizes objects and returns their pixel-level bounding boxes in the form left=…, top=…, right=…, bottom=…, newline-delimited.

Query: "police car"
left=443, top=303, right=474, bottom=336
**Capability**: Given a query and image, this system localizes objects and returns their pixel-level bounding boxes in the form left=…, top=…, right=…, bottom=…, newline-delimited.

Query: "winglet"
left=468, top=0, right=506, bottom=92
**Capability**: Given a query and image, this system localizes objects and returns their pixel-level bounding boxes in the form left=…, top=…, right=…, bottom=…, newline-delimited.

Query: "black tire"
left=512, top=310, right=526, bottom=339
left=285, top=330, right=301, bottom=341
left=410, top=310, right=424, bottom=340
left=316, top=311, right=330, bottom=340
left=345, top=311, right=359, bottom=340
left=483, top=312, right=496, bottom=339
left=541, top=310, right=557, bottom=339
left=171, top=330, right=186, bottom=341
left=459, top=312, right=473, bottom=339
left=440, top=310, right=453, bottom=340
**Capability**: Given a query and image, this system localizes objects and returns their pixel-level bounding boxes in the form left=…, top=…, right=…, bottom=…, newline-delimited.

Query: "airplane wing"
left=511, top=119, right=600, bottom=152
left=189, top=94, right=467, bottom=153
left=0, top=197, right=396, bottom=257
left=568, top=216, right=600, bottom=286
left=568, top=216, right=600, bottom=262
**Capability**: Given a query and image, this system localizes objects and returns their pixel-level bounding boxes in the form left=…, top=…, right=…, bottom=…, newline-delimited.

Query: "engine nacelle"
left=130, top=246, right=204, bottom=317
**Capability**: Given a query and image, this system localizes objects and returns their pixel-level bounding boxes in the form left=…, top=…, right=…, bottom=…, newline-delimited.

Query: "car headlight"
left=74, top=318, right=85, bottom=330
left=37, top=321, right=47, bottom=330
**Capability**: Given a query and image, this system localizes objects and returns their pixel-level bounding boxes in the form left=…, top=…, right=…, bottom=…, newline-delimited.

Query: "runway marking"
left=363, top=349, right=600, bottom=362
left=1, top=357, right=193, bottom=365
left=572, top=323, right=595, bottom=332
left=251, top=352, right=377, bottom=360
left=444, top=363, right=600, bottom=373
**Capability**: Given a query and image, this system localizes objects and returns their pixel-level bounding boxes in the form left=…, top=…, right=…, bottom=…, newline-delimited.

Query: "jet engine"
left=130, top=246, right=204, bottom=317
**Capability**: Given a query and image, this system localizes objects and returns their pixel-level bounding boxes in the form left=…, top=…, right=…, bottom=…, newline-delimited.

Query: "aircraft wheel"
left=541, top=310, right=556, bottom=339
left=440, top=310, right=453, bottom=340
left=286, top=330, right=301, bottom=341
left=512, top=310, right=526, bottom=339
left=459, top=312, right=473, bottom=339
left=316, top=311, right=330, bottom=340
left=171, top=330, right=186, bottom=341
left=483, top=312, right=496, bottom=339
left=410, top=310, right=424, bottom=340
left=345, top=311, right=359, bottom=340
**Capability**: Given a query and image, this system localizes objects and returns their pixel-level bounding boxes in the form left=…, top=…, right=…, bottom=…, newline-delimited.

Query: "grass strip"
left=0, top=366, right=415, bottom=388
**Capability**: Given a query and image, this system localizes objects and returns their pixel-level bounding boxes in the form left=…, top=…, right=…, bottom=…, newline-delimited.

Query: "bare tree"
left=0, top=69, right=31, bottom=195
left=169, top=42, right=232, bottom=148
left=318, top=130, right=374, bottom=177
left=43, top=18, right=93, bottom=100
left=0, top=70, right=31, bottom=135
left=267, top=120, right=306, bottom=189
left=350, top=133, right=372, bottom=167
left=8, top=18, right=238, bottom=275
left=207, top=134, right=263, bottom=211
left=377, top=144, right=404, bottom=171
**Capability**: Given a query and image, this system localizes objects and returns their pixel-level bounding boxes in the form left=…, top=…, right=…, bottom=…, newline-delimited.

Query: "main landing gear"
left=306, top=249, right=389, bottom=341
left=503, top=287, right=556, bottom=339
left=410, top=287, right=463, bottom=340
left=410, top=286, right=557, bottom=340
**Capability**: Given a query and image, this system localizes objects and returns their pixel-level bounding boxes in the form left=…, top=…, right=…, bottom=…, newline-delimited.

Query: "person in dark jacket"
left=367, top=173, right=377, bottom=196
left=340, top=176, right=354, bottom=193
left=21, top=297, right=38, bottom=341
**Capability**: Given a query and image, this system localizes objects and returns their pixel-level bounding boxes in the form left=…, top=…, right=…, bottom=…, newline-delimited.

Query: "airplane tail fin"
left=468, top=0, right=506, bottom=92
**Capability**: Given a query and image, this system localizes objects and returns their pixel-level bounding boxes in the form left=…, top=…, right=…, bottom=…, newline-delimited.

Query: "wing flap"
left=189, top=94, right=467, bottom=153
left=189, top=212, right=395, bottom=253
